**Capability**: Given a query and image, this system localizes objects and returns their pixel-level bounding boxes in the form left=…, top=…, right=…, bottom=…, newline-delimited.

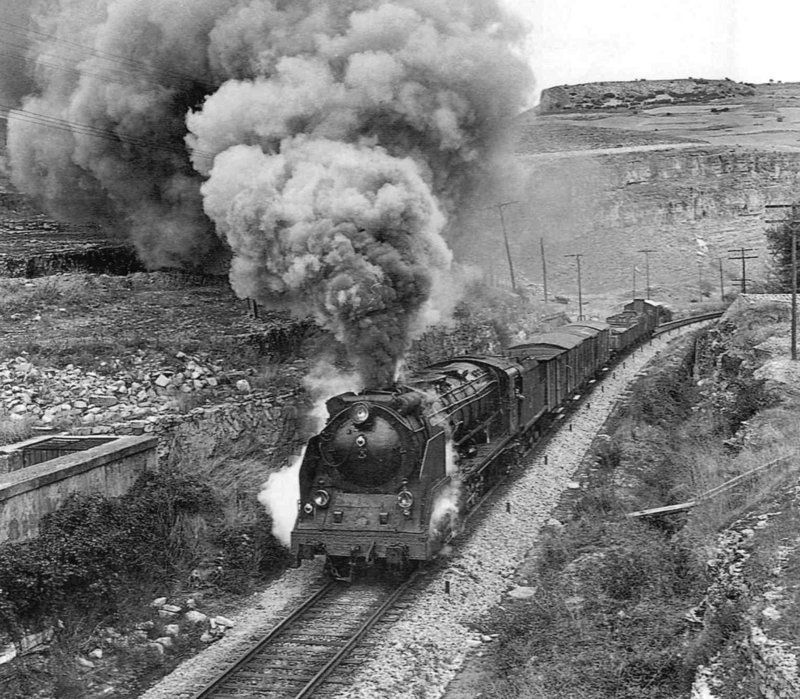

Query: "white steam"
left=428, top=440, right=463, bottom=545
left=257, top=450, right=303, bottom=547
left=258, top=359, right=363, bottom=546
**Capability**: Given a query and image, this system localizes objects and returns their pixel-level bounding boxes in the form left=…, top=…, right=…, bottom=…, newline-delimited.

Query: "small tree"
left=765, top=208, right=800, bottom=292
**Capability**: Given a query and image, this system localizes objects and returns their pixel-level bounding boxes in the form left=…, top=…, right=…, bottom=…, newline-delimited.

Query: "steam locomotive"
left=291, top=299, right=671, bottom=579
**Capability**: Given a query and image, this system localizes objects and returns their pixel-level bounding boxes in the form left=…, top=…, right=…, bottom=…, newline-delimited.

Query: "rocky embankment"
left=462, top=146, right=800, bottom=303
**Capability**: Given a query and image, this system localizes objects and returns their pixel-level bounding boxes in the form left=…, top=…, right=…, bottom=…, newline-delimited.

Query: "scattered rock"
left=211, top=615, right=235, bottom=629
left=146, top=642, right=165, bottom=657
left=76, top=656, right=96, bottom=670
left=507, top=586, right=537, bottom=600
left=184, top=610, right=208, bottom=625
left=0, top=644, right=17, bottom=665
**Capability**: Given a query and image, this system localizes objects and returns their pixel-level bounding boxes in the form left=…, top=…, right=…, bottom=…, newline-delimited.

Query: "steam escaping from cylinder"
left=6, top=0, right=533, bottom=386
left=258, top=359, right=363, bottom=546
left=428, top=440, right=463, bottom=546
left=257, top=450, right=303, bottom=547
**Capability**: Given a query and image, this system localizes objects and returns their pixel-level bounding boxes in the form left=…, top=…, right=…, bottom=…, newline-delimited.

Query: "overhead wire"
left=0, top=102, right=216, bottom=162
left=0, top=18, right=216, bottom=91
left=0, top=18, right=220, bottom=163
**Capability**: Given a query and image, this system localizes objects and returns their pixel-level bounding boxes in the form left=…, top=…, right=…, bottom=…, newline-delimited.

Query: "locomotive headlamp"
left=351, top=402, right=370, bottom=425
left=312, top=489, right=331, bottom=508
left=397, top=490, right=414, bottom=510
left=303, top=503, right=314, bottom=515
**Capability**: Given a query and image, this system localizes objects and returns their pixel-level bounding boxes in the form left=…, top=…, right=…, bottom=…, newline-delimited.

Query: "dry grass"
left=477, top=320, right=800, bottom=697
left=0, top=413, right=35, bottom=447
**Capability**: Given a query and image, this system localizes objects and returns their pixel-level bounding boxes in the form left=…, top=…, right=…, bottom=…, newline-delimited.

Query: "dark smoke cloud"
left=6, top=0, right=230, bottom=268
left=0, top=1, right=35, bottom=103
left=201, top=136, right=451, bottom=385
left=6, top=0, right=533, bottom=384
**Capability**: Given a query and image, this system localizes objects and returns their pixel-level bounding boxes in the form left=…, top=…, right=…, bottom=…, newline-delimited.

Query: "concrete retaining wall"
left=0, top=435, right=157, bottom=543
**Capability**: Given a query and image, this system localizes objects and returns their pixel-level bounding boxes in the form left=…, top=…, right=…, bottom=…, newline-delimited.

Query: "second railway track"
left=192, top=572, right=419, bottom=699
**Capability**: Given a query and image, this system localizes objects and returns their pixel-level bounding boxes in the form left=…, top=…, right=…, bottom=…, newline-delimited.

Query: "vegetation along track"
left=191, top=571, right=420, bottom=699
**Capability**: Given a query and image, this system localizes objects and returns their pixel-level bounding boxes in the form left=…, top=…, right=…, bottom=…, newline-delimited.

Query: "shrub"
left=0, top=413, right=35, bottom=447
left=212, top=507, right=291, bottom=593
left=0, top=472, right=220, bottom=635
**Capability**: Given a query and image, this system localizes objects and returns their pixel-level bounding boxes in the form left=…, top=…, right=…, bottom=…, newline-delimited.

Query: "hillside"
left=450, top=79, right=800, bottom=321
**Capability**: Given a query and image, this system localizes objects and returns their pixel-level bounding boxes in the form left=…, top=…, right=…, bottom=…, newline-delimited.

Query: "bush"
left=212, top=508, right=291, bottom=593
left=0, top=472, right=222, bottom=635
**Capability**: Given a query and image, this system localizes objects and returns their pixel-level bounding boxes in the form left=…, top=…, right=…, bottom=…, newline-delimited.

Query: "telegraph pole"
left=637, top=248, right=656, bottom=298
left=718, top=258, right=725, bottom=302
left=539, top=238, right=549, bottom=303
left=728, top=247, right=757, bottom=294
left=565, top=253, right=584, bottom=320
left=766, top=204, right=799, bottom=360
left=486, top=201, right=518, bottom=292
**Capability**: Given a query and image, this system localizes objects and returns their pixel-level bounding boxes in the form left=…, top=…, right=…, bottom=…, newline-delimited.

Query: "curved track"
left=191, top=572, right=419, bottom=699
left=654, top=310, right=723, bottom=335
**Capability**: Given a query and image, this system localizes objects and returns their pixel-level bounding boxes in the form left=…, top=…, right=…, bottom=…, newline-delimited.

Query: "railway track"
left=654, top=310, right=724, bottom=335
left=191, top=571, right=419, bottom=699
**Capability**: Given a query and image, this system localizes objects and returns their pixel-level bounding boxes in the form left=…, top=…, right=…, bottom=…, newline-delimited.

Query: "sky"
left=504, top=0, right=800, bottom=101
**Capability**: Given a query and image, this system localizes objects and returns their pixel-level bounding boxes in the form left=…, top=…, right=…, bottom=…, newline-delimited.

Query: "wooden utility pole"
left=728, top=247, right=758, bottom=294
left=487, top=201, right=518, bottom=291
left=564, top=253, right=584, bottom=320
left=540, top=237, right=548, bottom=303
left=766, top=204, right=798, bottom=360
left=718, top=258, right=725, bottom=302
left=637, top=248, right=656, bottom=298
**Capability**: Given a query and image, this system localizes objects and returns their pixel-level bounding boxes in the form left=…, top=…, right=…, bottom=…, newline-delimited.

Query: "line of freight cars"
left=291, top=298, right=672, bottom=579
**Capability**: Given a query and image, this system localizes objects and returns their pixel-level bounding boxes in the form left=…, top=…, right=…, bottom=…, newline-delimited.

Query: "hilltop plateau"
left=538, top=77, right=757, bottom=113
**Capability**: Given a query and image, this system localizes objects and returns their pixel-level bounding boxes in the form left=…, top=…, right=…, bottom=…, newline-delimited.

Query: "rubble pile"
left=2, top=352, right=225, bottom=432
left=0, top=352, right=306, bottom=460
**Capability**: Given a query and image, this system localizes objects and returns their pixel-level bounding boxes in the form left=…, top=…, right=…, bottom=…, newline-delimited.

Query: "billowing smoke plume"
left=7, top=0, right=533, bottom=384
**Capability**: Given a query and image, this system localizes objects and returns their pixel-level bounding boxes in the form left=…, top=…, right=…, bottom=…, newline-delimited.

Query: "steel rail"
left=191, top=571, right=418, bottom=699
left=295, top=569, right=420, bottom=698
left=190, top=580, right=337, bottom=699
left=653, top=310, right=724, bottom=335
